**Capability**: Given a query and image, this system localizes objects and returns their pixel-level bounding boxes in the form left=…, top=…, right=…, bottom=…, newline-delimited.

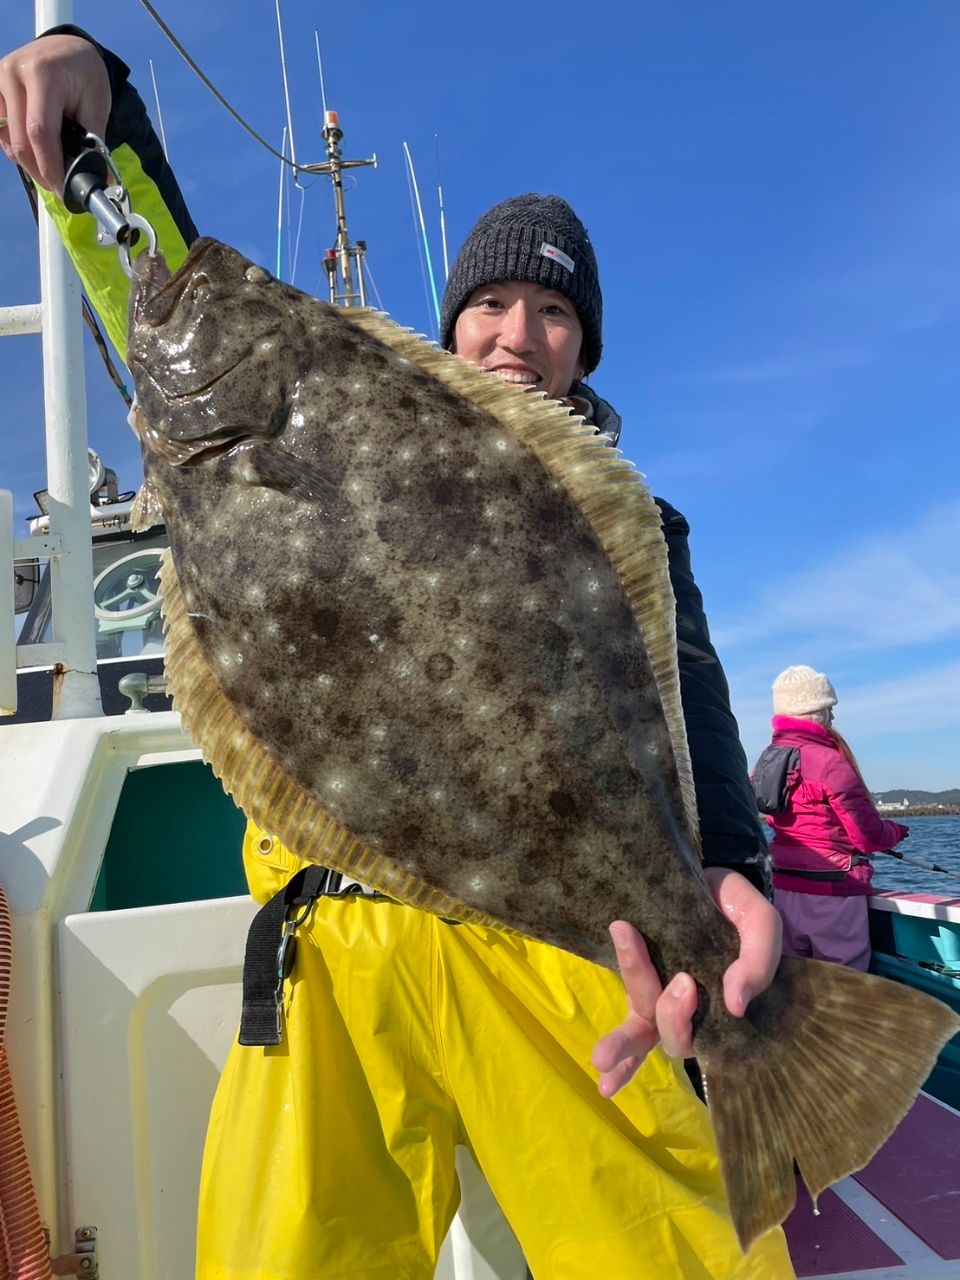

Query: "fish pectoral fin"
left=233, top=441, right=338, bottom=504
left=698, top=956, right=960, bottom=1252
left=131, top=481, right=165, bottom=532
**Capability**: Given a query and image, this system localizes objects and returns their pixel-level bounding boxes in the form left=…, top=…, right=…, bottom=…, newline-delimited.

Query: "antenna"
left=276, top=126, right=287, bottom=280
left=148, top=59, right=170, bottom=160
left=300, top=108, right=377, bottom=307
left=435, top=133, right=450, bottom=281
left=274, top=0, right=298, bottom=173
left=314, top=30, right=329, bottom=118
left=403, top=142, right=441, bottom=334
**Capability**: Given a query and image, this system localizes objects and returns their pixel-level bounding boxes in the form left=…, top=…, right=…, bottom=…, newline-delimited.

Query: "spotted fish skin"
left=128, top=238, right=960, bottom=1252
left=128, top=238, right=722, bottom=975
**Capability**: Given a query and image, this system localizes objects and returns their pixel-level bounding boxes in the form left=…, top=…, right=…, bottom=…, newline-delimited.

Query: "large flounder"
left=127, top=238, right=958, bottom=1251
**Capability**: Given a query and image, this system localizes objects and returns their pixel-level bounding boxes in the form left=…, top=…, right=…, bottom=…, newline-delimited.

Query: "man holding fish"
left=0, top=27, right=828, bottom=1280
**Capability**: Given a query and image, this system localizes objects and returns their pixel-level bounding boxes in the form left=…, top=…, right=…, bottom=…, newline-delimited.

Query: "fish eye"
left=189, top=273, right=210, bottom=303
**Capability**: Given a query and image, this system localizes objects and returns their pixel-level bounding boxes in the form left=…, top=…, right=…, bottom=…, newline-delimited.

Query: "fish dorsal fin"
left=159, top=549, right=524, bottom=928
left=346, top=310, right=700, bottom=852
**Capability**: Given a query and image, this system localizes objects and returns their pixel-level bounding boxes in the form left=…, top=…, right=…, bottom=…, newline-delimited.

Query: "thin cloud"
left=713, top=500, right=960, bottom=654
left=695, top=347, right=870, bottom=385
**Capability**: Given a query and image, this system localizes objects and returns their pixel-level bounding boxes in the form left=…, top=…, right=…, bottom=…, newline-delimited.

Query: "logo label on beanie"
left=540, top=242, right=574, bottom=273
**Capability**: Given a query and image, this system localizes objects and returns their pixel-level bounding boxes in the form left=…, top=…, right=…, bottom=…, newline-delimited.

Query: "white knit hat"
left=772, top=665, right=838, bottom=717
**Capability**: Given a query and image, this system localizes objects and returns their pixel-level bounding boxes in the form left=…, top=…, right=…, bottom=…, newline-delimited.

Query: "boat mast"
left=300, top=112, right=376, bottom=307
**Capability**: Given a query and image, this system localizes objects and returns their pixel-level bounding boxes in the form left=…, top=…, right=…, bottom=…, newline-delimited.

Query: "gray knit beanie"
left=772, top=665, right=838, bottom=718
left=440, top=193, right=603, bottom=373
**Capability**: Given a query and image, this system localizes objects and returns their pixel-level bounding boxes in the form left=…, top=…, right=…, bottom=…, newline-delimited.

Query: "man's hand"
left=0, top=33, right=110, bottom=194
left=591, top=867, right=782, bottom=1097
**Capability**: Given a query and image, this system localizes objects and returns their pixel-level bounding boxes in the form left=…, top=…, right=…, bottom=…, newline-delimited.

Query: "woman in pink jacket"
left=755, top=666, right=909, bottom=971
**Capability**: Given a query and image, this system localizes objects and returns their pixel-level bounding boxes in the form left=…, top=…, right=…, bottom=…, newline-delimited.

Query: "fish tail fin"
left=698, top=955, right=960, bottom=1251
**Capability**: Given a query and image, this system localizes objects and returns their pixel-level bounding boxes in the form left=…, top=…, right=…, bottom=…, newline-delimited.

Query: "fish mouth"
left=134, top=237, right=218, bottom=326
left=129, top=349, right=251, bottom=404
left=134, top=409, right=258, bottom=467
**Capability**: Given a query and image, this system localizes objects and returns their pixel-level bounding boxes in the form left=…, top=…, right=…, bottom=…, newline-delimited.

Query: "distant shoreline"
left=877, top=807, right=960, bottom=818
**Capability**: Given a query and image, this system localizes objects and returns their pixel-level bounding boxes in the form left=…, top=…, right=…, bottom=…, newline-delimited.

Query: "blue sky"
left=2, top=1, right=958, bottom=788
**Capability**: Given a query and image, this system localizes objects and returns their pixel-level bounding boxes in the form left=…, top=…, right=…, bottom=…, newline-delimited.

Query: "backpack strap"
left=751, top=744, right=800, bottom=815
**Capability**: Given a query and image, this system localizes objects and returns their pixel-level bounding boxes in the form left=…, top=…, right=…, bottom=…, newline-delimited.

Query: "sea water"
left=868, top=816, right=960, bottom=896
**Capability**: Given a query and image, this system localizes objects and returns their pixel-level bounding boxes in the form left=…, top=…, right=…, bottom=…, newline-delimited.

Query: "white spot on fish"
left=469, top=875, right=486, bottom=893
left=329, top=778, right=345, bottom=793
left=400, top=449, right=413, bottom=462
left=316, top=674, right=333, bottom=689
left=246, top=584, right=266, bottom=607
left=259, top=339, right=275, bottom=353
left=370, top=725, right=387, bottom=740
left=369, top=634, right=380, bottom=644
left=586, top=578, right=600, bottom=593
left=495, top=439, right=508, bottom=452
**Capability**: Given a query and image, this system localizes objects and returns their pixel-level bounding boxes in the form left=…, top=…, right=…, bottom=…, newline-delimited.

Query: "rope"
left=136, top=0, right=304, bottom=171
left=16, top=167, right=131, bottom=408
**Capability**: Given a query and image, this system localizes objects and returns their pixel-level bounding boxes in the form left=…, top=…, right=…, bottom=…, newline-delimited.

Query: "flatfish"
left=127, top=238, right=959, bottom=1249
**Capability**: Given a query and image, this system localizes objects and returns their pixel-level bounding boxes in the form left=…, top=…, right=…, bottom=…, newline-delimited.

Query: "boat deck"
left=785, top=1092, right=960, bottom=1279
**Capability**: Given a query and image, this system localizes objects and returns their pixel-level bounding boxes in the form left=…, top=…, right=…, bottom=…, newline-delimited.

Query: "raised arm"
left=0, top=26, right=197, bottom=355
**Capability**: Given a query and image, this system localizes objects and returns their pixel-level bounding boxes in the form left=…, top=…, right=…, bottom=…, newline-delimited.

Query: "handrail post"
left=33, top=0, right=102, bottom=718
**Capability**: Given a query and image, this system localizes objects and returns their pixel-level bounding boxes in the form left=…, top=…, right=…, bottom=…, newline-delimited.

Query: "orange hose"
left=0, top=883, right=52, bottom=1280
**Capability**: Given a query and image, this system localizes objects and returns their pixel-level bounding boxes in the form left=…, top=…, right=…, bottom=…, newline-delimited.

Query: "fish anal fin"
left=698, top=955, right=960, bottom=1251
left=157, top=547, right=517, bottom=934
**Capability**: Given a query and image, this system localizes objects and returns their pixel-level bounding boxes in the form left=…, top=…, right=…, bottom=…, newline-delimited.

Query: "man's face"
left=453, top=281, right=585, bottom=402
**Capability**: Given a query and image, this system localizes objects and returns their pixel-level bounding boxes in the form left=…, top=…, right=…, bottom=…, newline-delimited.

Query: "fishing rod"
left=876, top=848, right=960, bottom=888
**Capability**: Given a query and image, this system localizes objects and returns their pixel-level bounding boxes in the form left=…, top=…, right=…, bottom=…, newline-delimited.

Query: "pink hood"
left=766, top=717, right=909, bottom=893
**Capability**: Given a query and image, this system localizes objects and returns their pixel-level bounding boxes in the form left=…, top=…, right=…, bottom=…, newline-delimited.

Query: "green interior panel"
left=91, top=760, right=248, bottom=911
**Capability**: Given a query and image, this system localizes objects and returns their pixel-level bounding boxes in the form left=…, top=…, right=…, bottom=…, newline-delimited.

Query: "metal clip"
left=273, top=892, right=317, bottom=1039
left=274, top=918, right=298, bottom=1040
left=50, top=1225, right=98, bottom=1277
left=118, top=213, right=159, bottom=278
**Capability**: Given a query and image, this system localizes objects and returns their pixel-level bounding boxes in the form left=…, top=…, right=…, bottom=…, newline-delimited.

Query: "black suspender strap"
left=239, top=864, right=339, bottom=1047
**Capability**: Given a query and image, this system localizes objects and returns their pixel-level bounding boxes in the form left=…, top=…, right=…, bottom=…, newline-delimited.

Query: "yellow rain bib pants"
left=196, top=828, right=794, bottom=1279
